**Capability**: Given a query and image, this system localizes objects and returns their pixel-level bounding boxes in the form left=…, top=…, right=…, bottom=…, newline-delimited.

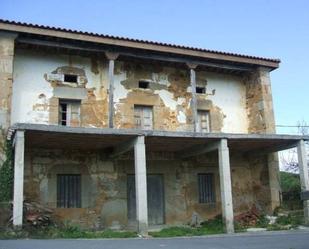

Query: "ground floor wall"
left=23, top=148, right=274, bottom=229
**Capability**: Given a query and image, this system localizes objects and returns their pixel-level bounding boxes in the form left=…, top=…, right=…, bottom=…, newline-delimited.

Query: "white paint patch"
left=177, top=97, right=186, bottom=105
left=200, top=72, right=248, bottom=133
left=154, top=89, right=178, bottom=111
left=177, top=111, right=186, bottom=124
left=113, top=71, right=129, bottom=105
left=152, top=72, right=169, bottom=85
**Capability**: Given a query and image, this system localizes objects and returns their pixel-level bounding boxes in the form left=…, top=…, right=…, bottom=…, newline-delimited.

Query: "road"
left=1, top=230, right=309, bottom=249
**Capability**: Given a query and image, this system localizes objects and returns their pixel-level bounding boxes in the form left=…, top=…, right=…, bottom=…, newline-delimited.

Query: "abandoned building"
left=0, top=19, right=308, bottom=235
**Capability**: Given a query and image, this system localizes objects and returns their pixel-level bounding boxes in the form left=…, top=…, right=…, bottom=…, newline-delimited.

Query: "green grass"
left=0, top=225, right=137, bottom=239
left=149, top=218, right=224, bottom=237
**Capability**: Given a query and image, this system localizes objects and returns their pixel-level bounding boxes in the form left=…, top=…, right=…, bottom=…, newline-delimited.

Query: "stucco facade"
left=1, top=20, right=308, bottom=234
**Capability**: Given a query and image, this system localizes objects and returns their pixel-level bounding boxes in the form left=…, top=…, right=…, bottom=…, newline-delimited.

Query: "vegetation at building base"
left=234, top=212, right=305, bottom=232
left=0, top=133, right=13, bottom=202
left=280, top=171, right=302, bottom=210
left=149, top=217, right=224, bottom=237
left=0, top=224, right=137, bottom=239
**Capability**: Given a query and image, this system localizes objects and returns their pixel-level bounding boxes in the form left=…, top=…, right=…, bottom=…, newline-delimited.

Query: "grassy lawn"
left=149, top=218, right=224, bottom=237
left=0, top=226, right=137, bottom=239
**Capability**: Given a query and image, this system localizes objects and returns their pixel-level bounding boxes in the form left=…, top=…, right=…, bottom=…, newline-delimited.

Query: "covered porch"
left=9, top=123, right=309, bottom=235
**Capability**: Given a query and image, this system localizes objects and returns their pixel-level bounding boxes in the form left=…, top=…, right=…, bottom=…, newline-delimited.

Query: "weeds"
left=149, top=217, right=224, bottom=237
left=0, top=225, right=137, bottom=239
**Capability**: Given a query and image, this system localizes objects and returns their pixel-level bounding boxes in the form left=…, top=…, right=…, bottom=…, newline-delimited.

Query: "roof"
left=0, top=19, right=280, bottom=69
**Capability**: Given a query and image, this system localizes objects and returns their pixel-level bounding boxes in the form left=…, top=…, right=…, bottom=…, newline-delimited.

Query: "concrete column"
left=218, top=139, right=234, bottom=233
left=105, top=52, right=119, bottom=128
left=13, top=130, right=25, bottom=227
left=187, top=63, right=198, bottom=132
left=297, top=140, right=309, bottom=224
left=134, top=136, right=148, bottom=235
left=268, top=153, right=281, bottom=211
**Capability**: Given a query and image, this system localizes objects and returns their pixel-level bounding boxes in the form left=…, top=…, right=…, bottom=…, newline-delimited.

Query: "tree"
left=280, top=120, right=309, bottom=173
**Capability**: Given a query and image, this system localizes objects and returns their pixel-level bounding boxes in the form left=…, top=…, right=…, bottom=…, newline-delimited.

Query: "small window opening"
left=138, top=80, right=150, bottom=89
left=64, top=74, right=78, bottom=83
left=196, top=86, right=206, bottom=94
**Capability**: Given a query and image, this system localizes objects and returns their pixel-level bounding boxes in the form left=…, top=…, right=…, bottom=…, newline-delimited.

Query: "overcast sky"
left=1, top=0, right=308, bottom=134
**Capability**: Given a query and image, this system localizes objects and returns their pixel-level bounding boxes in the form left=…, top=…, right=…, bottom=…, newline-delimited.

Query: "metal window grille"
left=198, top=173, right=215, bottom=203
left=57, top=174, right=81, bottom=208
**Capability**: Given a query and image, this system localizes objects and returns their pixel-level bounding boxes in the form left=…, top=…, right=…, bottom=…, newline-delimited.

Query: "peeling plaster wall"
left=11, top=49, right=109, bottom=127
left=24, top=148, right=270, bottom=229
left=113, top=60, right=248, bottom=133
left=11, top=49, right=249, bottom=133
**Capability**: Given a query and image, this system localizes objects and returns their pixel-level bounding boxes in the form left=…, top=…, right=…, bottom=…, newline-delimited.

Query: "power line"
left=276, top=125, right=309, bottom=128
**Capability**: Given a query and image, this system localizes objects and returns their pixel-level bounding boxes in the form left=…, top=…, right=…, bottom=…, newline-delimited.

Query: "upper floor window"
left=64, top=74, right=78, bottom=83
left=134, top=105, right=153, bottom=130
left=138, top=80, right=150, bottom=89
left=196, top=86, right=206, bottom=94
left=197, top=110, right=210, bottom=133
left=198, top=173, right=215, bottom=203
left=59, top=99, right=81, bottom=127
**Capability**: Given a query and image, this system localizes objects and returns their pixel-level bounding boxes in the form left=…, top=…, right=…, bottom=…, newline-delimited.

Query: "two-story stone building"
left=0, top=19, right=308, bottom=235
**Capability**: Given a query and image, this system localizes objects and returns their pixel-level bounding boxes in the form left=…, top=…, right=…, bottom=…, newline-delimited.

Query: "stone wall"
left=24, top=148, right=271, bottom=229
left=244, top=67, right=280, bottom=211
left=244, top=67, right=276, bottom=134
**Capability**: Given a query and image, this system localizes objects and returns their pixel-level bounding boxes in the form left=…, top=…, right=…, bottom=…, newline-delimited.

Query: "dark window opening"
left=57, top=174, right=81, bottom=208
left=196, top=86, right=206, bottom=94
left=139, top=80, right=150, bottom=89
left=60, top=103, right=67, bottom=126
left=198, top=173, right=215, bottom=203
left=64, top=74, right=78, bottom=83
left=59, top=100, right=81, bottom=127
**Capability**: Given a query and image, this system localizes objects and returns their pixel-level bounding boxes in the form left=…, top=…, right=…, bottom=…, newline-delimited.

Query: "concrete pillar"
left=0, top=32, right=17, bottom=130
left=187, top=63, right=198, bottom=132
left=268, top=153, right=281, bottom=211
left=12, top=130, right=25, bottom=227
left=134, top=136, right=148, bottom=235
left=218, top=139, right=234, bottom=233
left=105, top=52, right=119, bottom=129
left=297, top=140, right=309, bottom=224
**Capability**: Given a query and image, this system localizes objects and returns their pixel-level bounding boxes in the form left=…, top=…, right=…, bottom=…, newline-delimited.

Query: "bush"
left=0, top=139, right=13, bottom=202
left=280, top=171, right=302, bottom=210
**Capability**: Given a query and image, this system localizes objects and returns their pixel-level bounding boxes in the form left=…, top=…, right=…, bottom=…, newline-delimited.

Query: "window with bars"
left=59, top=100, right=81, bottom=127
left=134, top=105, right=153, bottom=130
left=57, top=174, right=81, bottom=208
left=197, top=110, right=210, bottom=133
left=198, top=173, right=215, bottom=203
